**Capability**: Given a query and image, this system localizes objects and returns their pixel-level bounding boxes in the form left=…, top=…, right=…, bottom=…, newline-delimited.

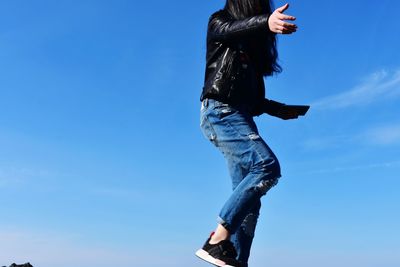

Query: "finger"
left=278, top=13, right=296, bottom=21
left=277, top=26, right=297, bottom=35
left=276, top=3, right=289, bottom=13
left=284, top=26, right=297, bottom=32
left=277, top=24, right=296, bottom=34
left=278, top=21, right=297, bottom=28
left=275, top=25, right=285, bottom=33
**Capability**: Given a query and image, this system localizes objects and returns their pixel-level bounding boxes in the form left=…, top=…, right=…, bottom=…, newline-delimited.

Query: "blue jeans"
left=200, top=99, right=281, bottom=265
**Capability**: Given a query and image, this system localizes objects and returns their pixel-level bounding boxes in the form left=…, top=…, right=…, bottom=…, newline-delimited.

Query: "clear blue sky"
left=1, top=1, right=399, bottom=266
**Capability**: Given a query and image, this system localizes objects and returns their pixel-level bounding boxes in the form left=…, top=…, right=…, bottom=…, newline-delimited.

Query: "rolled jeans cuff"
left=217, top=216, right=232, bottom=232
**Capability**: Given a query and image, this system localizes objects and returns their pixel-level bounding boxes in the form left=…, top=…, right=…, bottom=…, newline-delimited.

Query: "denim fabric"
left=200, top=98, right=281, bottom=265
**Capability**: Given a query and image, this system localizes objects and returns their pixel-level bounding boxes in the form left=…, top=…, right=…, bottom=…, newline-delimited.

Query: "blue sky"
left=0, top=0, right=399, bottom=266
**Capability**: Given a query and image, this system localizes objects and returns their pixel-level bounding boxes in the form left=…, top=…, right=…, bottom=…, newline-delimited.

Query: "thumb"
left=276, top=3, right=289, bottom=13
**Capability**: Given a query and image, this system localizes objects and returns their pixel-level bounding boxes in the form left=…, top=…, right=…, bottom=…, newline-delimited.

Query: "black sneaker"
left=195, top=233, right=243, bottom=267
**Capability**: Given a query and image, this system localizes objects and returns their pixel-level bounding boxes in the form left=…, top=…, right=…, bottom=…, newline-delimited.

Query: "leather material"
left=200, top=9, right=277, bottom=116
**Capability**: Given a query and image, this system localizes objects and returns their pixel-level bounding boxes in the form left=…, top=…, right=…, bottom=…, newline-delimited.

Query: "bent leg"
left=200, top=99, right=281, bottom=265
left=219, top=131, right=280, bottom=266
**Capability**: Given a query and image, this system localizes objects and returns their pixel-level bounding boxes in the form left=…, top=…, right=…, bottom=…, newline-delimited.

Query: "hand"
left=268, top=3, right=297, bottom=34
left=276, top=105, right=300, bottom=120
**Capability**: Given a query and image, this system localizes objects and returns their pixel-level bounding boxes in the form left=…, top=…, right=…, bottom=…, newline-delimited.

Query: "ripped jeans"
left=200, top=98, right=281, bottom=265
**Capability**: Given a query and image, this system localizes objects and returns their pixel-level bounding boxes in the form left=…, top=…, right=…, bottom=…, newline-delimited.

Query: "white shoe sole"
left=195, top=249, right=236, bottom=267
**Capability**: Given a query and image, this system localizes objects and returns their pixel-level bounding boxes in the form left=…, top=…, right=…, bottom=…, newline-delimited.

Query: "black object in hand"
left=276, top=104, right=310, bottom=120
left=285, top=105, right=310, bottom=116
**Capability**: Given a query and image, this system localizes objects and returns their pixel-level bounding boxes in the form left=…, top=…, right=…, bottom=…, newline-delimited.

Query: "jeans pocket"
left=200, top=114, right=217, bottom=143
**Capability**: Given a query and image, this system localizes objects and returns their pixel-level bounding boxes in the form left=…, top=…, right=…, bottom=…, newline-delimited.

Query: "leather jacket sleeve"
left=208, top=11, right=270, bottom=42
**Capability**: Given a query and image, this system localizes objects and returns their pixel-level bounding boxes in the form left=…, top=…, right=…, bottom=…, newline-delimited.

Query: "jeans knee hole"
left=256, top=178, right=279, bottom=195
left=248, top=133, right=260, bottom=140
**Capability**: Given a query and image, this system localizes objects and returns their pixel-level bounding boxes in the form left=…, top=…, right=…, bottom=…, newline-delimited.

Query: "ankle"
left=209, top=232, right=229, bottom=245
left=208, top=224, right=230, bottom=244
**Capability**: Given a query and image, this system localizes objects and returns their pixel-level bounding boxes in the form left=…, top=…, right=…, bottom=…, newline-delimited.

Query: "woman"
left=196, top=1, right=301, bottom=267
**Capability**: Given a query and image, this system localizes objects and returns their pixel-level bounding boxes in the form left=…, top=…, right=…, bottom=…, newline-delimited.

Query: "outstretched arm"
left=208, top=3, right=297, bottom=42
left=208, top=11, right=270, bottom=42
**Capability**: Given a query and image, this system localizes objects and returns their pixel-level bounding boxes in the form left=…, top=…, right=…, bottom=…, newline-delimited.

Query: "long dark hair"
left=224, top=0, right=281, bottom=76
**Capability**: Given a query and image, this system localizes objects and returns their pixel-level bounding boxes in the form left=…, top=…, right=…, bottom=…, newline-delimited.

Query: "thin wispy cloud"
left=0, top=166, right=53, bottom=188
left=312, top=69, right=400, bottom=110
left=302, top=159, right=400, bottom=175
left=90, top=186, right=145, bottom=200
left=363, top=124, right=400, bottom=145
left=302, top=134, right=352, bottom=150
left=302, top=122, right=400, bottom=151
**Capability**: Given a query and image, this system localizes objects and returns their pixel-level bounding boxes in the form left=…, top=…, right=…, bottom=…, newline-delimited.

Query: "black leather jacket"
left=200, top=9, right=284, bottom=116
